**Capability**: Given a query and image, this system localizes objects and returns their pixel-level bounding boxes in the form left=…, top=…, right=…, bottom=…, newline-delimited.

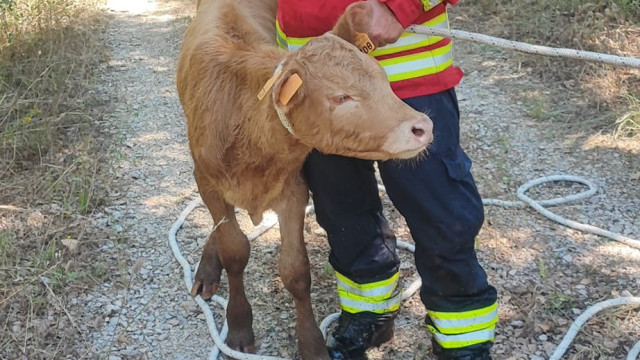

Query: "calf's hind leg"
left=192, top=172, right=255, bottom=353
left=274, top=178, right=329, bottom=360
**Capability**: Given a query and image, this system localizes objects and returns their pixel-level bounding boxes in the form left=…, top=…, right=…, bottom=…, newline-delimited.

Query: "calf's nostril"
left=412, top=127, right=425, bottom=137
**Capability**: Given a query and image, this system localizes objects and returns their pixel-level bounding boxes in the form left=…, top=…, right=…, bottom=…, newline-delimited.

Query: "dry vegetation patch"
left=454, top=0, right=640, bottom=138
left=0, top=0, right=115, bottom=358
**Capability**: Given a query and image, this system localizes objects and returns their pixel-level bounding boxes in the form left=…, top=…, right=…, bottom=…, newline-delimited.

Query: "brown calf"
left=176, top=0, right=433, bottom=358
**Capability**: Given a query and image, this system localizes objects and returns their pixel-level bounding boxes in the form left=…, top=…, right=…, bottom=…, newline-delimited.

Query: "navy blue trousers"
left=303, top=89, right=497, bottom=313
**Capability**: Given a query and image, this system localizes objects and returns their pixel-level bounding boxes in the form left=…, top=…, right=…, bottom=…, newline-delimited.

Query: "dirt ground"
left=66, top=0, right=640, bottom=359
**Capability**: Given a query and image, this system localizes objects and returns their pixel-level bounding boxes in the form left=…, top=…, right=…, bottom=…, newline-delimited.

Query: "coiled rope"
left=169, top=175, right=640, bottom=360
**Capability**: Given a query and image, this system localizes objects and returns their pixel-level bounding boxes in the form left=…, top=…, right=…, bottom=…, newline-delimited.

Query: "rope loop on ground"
left=406, top=26, right=640, bottom=69
left=169, top=175, right=640, bottom=360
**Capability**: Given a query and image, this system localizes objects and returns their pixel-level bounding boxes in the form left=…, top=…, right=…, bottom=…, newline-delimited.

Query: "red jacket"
left=276, top=0, right=463, bottom=99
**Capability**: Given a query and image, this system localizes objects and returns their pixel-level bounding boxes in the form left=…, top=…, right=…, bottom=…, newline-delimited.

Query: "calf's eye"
left=332, top=94, right=353, bottom=104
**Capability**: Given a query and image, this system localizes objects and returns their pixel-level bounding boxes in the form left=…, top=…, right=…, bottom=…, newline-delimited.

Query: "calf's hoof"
left=190, top=254, right=223, bottom=299
left=227, top=328, right=256, bottom=353
left=297, top=322, right=331, bottom=360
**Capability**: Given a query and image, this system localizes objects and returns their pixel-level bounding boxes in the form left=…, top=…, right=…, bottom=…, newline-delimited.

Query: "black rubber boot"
left=326, top=311, right=397, bottom=360
left=431, top=337, right=493, bottom=360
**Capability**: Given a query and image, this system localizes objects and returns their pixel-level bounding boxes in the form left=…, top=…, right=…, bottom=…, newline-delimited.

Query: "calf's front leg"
left=193, top=171, right=255, bottom=353
left=274, top=177, right=329, bottom=360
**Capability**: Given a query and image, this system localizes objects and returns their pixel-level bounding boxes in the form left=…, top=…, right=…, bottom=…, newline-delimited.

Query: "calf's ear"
left=272, top=69, right=305, bottom=112
left=331, top=2, right=373, bottom=46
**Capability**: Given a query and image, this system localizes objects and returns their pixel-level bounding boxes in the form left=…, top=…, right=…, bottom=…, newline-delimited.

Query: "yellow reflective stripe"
left=378, top=42, right=450, bottom=67
left=275, top=19, right=312, bottom=51
left=335, top=271, right=399, bottom=294
left=428, top=308, right=498, bottom=334
left=276, top=33, right=287, bottom=50
left=428, top=302, right=498, bottom=321
left=427, top=325, right=495, bottom=349
left=379, top=43, right=452, bottom=82
left=419, top=0, right=444, bottom=11
left=371, top=12, right=449, bottom=57
left=337, top=277, right=398, bottom=300
left=339, top=291, right=401, bottom=314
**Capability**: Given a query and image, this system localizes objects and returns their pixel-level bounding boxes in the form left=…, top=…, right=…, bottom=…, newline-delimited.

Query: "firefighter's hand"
left=367, top=0, right=404, bottom=47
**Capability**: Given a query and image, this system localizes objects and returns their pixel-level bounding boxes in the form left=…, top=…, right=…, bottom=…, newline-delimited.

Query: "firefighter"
left=276, top=0, right=498, bottom=359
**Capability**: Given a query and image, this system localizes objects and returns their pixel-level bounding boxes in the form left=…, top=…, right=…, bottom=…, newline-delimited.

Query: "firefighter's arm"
left=379, top=0, right=457, bottom=28
left=366, top=0, right=405, bottom=47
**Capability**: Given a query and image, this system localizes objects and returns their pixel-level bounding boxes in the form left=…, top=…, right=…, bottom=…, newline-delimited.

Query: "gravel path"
left=80, top=1, right=640, bottom=359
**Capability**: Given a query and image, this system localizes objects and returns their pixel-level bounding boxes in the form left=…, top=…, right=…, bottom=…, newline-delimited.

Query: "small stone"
left=105, top=304, right=119, bottom=315
left=620, top=289, right=633, bottom=297
left=510, top=320, right=524, bottom=327
left=130, top=170, right=143, bottom=179
left=120, top=350, right=139, bottom=357
left=571, top=308, right=582, bottom=315
left=538, top=334, right=548, bottom=341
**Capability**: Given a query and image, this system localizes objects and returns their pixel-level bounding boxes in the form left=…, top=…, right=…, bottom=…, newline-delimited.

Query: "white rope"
left=484, top=175, right=640, bottom=249
left=629, top=341, right=640, bottom=360
left=548, top=297, right=640, bottom=360
left=406, top=25, right=640, bottom=69
left=170, top=175, right=640, bottom=360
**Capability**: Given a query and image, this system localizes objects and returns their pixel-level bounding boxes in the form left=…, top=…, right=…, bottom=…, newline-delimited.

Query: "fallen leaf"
left=536, top=322, right=552, bottom=332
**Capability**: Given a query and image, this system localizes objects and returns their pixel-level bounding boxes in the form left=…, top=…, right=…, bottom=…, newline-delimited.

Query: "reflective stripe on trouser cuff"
left=427, top=302, right=498, bottom=334
left=336, top=271, right=400, bottom=314
left=335, top=271, right=399, bottom=299
left=340, top=291, right=401, bottom=314
left=427, top=325, right=495, bottom=349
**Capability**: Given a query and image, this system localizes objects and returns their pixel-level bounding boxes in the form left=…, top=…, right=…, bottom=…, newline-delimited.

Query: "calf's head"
left=270, top=2, right=433, bottom=160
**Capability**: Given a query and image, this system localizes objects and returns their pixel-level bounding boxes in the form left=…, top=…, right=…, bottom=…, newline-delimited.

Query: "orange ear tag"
left=354, top=32, right=375, bottom=55
left=279, top=73, right=303, bottom=106
left=257, top=69, right=283, bottom=101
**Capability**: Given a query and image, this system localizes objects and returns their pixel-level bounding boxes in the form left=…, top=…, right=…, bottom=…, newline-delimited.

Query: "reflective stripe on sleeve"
left=427, top=302, right=499, bottom=334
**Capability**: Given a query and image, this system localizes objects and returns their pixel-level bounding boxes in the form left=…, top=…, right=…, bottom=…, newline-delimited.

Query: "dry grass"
left=454, top=0, right=640, bottom=137
left=0, top=0, right=115, bottom=358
